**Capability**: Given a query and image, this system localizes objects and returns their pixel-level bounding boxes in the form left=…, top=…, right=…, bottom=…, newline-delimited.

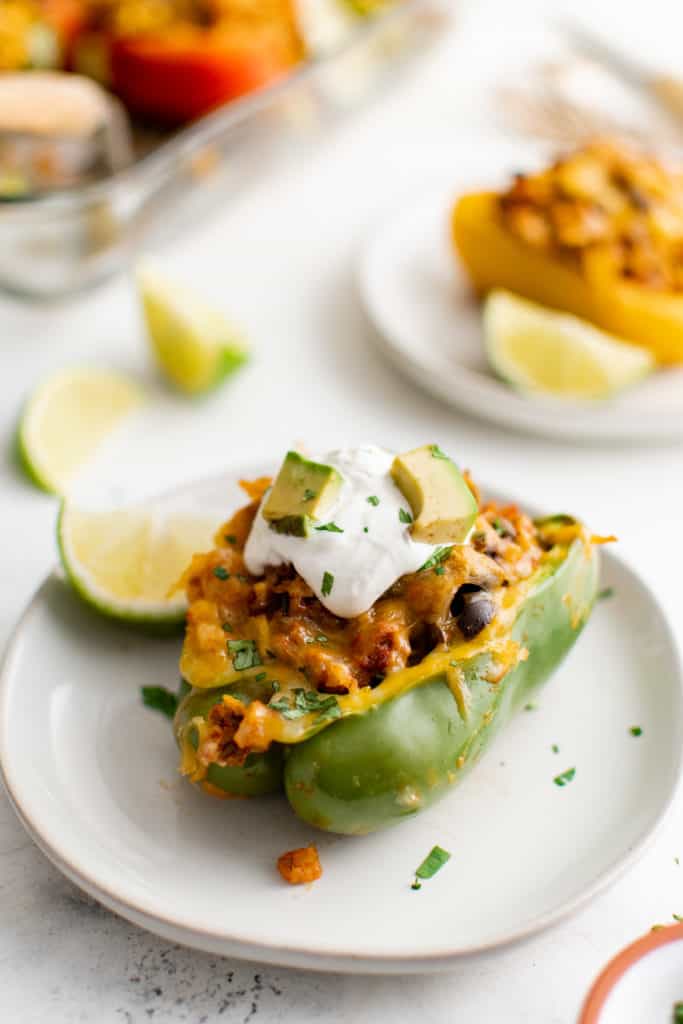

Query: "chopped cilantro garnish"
left=676, top=857, right=680, bottom=866
left=366, top=495, right=380, bottom=506
left=597, top=587, right=615, bottom=601
left=674, top=1001, right=683, bottom=1023
left=269, top=698, right=305, bottom=720
left=222, top=622, right=233, bottom=632
left=554, top=767, right=576, bottom=787
left=224, top=534, right=237, bottom=546
left=254, top=672, right=267, bottom=682
left=430, top=445, right=450, bottom=460
left=524, top=702, right=536, bottom=711
left=315, top=522, right=344, bottom=533
left=413, top=845, right=451, bottom=887
left=434, top=566, right=445, bottom=576
left=630, top=726, right=643, bottom=737
left=411, top=880, right=422, bottom=891
left=228, top=639, right=261, bottom=671
left=551, top=744, right=559, bottom=754
left=213, top=566, right=229, bottom=580
left=399, top=508, right=413, bottom=525
left=236, top=574, right=249, bottom=583
left=141, top=686, right=178, bottom=720
left=492, top=517, right=507, bottom=536
left=271, top=688, right=340, bottom=723
left=322, top=571, right=334, bottom=597
left=419, top=546, right=452, bottom=572
left=674, top=914, right=683, bottom=923
left=363, top=526, right=369, bottom=533
left=303, top=489, right=317, bottom=501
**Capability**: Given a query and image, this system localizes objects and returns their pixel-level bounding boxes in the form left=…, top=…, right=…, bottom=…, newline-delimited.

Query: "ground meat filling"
left=180, top=478, right=544, bottom=695
left=197, top=700, right=249, bottom=768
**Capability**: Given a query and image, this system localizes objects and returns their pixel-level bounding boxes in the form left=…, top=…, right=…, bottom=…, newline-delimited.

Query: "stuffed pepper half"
left=174, top=444, right=599, bottom=834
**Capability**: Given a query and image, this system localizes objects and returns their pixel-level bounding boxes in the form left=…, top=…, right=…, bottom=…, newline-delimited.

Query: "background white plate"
left=1, top=470, right=681, bottom=973
left=360, top=157, right=683, bottom=443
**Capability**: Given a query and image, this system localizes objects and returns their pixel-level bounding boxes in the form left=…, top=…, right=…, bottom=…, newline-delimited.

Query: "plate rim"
left=358, top=172, right=683, bottom=444
left=2, top=469, right=683, bottom=973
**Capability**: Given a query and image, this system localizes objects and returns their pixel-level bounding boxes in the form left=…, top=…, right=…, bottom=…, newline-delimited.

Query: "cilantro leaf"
left=419, top=546, right=452, bottom=572
left=413, top=845, right=451, bottom=886
left=399, top=508, right=413, bottom=525
left=213, top=566, right=229, bottom=580
left=228, top=639, right=261, bottom=671
left=141, top=686, right=178, bottom=720
left=315, top=522, right=344, bottom=533
left=366, top=495, right=380, bottom=506
left=554, top=767, right=576, bottom=787
left=322, top=571, right=334, bottom=597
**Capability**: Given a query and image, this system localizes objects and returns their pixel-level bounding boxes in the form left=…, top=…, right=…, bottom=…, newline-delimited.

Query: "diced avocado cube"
left=391, top=444, right=478, bottom=544
left=263, top=452, right=343, bottom=537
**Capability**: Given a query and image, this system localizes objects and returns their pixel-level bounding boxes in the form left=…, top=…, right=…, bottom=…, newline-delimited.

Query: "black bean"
left=453, top=586, right=496, bottom=639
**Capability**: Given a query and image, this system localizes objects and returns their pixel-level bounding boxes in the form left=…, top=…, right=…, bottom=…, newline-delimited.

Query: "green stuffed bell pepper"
left=173, top=445, right=601, bottom=835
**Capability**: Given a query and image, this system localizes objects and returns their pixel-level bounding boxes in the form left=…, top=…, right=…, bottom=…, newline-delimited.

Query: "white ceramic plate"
left=1, top=470, right=682, bottom=973
left=360, top=151, right=683, bottom=443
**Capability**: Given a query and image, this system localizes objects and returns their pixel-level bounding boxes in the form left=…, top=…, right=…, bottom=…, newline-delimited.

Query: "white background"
left=3, top=1, right=683, bottom=1021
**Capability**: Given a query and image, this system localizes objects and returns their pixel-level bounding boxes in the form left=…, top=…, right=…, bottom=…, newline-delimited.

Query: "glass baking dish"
left=0, top=0, right=448, bottom=301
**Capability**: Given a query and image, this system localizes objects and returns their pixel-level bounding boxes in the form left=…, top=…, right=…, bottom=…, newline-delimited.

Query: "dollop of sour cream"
left=244, top=445, right=442, bottom=618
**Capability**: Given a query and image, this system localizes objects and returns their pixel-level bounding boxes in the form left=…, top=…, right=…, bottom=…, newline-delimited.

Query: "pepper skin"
left=107, top=28, right=298, bottom=125
left=452, top=191, right=683, bottom=365
left=175, top=531, right=597, bottom=832
left=284, top=535, right=597, bottom=834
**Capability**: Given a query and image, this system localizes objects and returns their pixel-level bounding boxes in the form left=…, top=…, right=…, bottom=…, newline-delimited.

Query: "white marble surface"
left=4, top=2, right=683, bottom=1021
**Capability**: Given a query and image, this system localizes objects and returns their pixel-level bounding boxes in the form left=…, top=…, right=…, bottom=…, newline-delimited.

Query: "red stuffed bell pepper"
left=71, top=1, right=305, bottom=125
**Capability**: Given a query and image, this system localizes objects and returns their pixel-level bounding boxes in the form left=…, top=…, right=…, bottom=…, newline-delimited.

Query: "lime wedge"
left=17, top=368, right=144, bottom=495
left=484, top=290, right=655, bottom=400
left=137, top=266, right=248, bottom=396
left=58, top=501, right=216, bottom=627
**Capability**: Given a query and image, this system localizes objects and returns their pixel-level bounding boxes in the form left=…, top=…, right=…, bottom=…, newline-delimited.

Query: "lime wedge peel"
left=17, top=368, right=144, bottom=496
left=57, top=501, right=216, bottom=627
left=483, top=290, right=655, bottom=401
left=137, top=266, right=249, bottom=396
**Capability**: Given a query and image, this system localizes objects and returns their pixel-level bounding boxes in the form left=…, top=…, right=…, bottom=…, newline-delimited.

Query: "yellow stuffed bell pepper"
left=452, top=139, right=683, bottom=365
